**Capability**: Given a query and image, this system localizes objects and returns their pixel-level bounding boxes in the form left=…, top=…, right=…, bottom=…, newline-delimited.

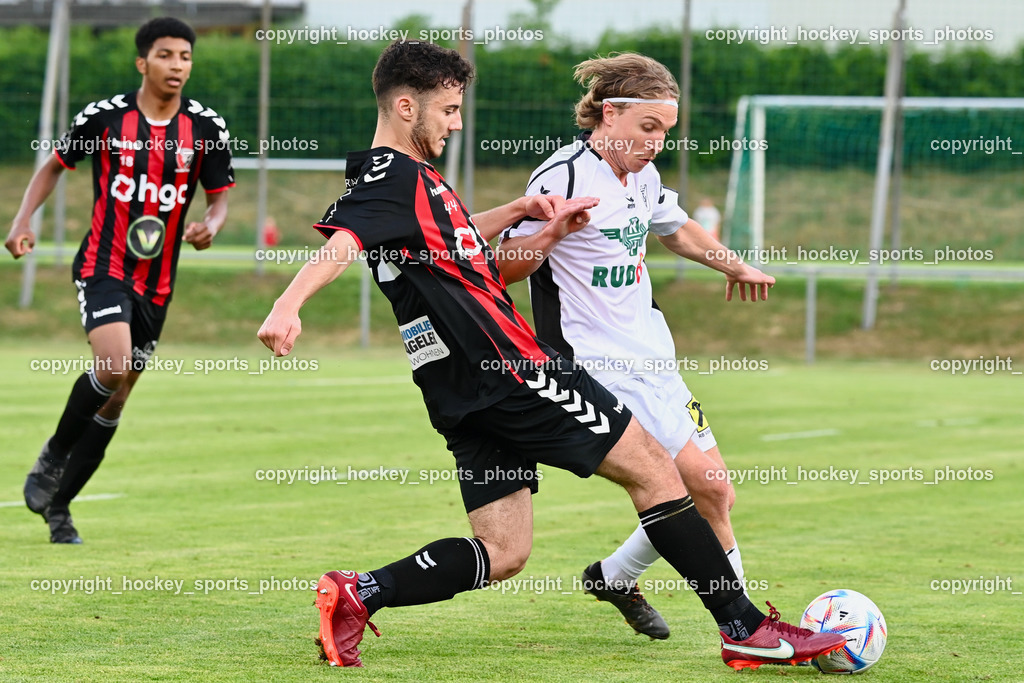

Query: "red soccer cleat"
left=720, top=601, right=846, bottom=670
left=314, top=570, right=381, bottom=667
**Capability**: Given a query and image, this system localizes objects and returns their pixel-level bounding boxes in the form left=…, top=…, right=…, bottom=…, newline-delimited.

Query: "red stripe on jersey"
left=151, top=113, right=193, bottom=305
left=79, top=126, right=112, bottom=279
left=130, top=122, right=165, bottom=296
left=106, top=111, right=140, bottom=283
left=413, top=172, right=549, bottom=373
left=313, top=224, right=364, bottom=251
left=425, top=168, right=546, bottom=359
left=53, top=149, right=74, bottom=171
left=443, top=178, right=543, bottom=342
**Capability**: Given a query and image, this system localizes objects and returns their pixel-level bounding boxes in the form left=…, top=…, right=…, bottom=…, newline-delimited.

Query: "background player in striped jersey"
left=257, top=40, right=842, bottom=671
left=5, top=17, right=234, bottom=543
left=497, top=53, right=775, bottom=640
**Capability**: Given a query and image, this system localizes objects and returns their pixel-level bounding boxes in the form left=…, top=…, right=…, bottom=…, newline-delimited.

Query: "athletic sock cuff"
left=87, top=369, right=116, bottom=397
left=465, top=537, right=490, bottom=590
left=638, top=496, right=695, bottom=527
left=92, top=414, right=120, bottom=428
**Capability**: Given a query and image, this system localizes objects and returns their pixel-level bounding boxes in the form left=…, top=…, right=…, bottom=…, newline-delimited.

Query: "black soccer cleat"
left=581, top=562, right=669, bottom=640
left=45, top=506, right=83, bottom=544
left=24, top=440, right=68, bottom=515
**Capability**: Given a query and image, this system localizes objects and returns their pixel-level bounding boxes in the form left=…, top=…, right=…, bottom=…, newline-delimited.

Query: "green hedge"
left=2, top=24, right=1022, bottom=168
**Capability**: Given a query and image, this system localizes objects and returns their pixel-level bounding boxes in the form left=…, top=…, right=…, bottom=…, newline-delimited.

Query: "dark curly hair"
left=135, top=17, right=196, bottom=59
left=372, top=40, right=475, bottom=113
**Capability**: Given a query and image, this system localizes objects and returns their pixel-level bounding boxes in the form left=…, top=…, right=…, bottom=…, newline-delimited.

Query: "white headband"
left=603, top=97, right=679, bottom=107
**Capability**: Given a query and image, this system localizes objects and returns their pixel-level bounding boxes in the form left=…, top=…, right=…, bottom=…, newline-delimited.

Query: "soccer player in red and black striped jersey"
left=5, top=17, right=234, bottom=543
left=257, top=40, right=843, bottom=671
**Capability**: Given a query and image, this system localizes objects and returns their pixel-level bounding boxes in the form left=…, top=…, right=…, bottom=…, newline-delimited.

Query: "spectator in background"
left=693, top=196, right=722, bottom=241
left=263, top=216, right=281, bottom=247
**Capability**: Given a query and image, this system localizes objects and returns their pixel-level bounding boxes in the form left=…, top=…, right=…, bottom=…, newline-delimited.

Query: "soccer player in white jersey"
left=497, top=53, right=775, bottom=640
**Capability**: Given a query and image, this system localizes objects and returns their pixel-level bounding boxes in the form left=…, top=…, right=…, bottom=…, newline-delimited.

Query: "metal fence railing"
left=23, top=244, right=1024, bottom=361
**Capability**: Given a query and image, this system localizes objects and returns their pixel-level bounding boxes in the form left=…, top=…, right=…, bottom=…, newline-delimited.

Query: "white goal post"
left=724, top=95, right=1024, bottom=252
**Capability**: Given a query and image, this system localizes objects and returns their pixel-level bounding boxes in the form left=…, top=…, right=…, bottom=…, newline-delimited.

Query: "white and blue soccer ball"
left=800, top=589, right=888, bottom=674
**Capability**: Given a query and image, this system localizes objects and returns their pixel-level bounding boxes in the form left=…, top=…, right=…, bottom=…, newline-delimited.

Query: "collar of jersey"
left=345, top=146, right=430, bottom=186
left=576, top=131, right=605, bottom=162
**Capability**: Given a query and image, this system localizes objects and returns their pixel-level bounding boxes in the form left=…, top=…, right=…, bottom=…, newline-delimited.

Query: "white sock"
left=600, top=523, right=660, bottom=588
left=726, top=544, right=747, bottom=594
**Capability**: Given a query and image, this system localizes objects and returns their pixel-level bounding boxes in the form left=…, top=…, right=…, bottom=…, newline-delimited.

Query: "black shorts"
left=439, top=355, right=632, bottom=513
left=74, top=277, right=167, bottom=373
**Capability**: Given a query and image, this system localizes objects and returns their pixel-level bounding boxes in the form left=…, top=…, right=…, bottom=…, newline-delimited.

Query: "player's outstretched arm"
left=184, top=190, right=230, bottom=251
left=257, top=230, right=361, bottom=357
left=657, top=218, right=775, bottom=301
left=5, top=155, right=65, bottom=259
left=496, top=196, right=599, bottom=284
left=472, top=193, right=565, bottom=242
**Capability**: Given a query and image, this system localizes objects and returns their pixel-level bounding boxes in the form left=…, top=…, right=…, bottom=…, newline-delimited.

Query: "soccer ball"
left=800, top=589, right=887, bottom=674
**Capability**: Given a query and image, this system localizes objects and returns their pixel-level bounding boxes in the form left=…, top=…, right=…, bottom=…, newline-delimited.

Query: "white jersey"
left=501, top=132, right=689, bottom=386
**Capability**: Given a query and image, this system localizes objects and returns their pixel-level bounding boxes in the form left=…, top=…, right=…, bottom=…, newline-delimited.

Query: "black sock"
left=51, top=415, right=119, bottom=508
left=715, top=594, right=768, bottom=641
left=639, top=496, right=765, bottom=638
left=51, top=371, right=115, bottom=456
left=357, top=537, right=490, bottom=616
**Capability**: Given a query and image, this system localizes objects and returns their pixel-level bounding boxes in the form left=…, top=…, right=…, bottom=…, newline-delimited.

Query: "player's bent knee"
left=684, top=463, right=731, bottom=511
left=97, top=399, right=127, bottom=420
left=467, top=486, right=533, bottom=580
left=93, top=371, right=128, bottom=393
left=702, top=473, right=733, bottom=508
left=480, top=539, right=531, bottom=582
left=489, top=555, right=530, bottom=582
left=97, top=370, right=143, bottom=419
left=710, top=471, right=732, bottom=499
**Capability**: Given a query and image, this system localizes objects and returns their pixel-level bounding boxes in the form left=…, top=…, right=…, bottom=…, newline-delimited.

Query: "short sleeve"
left=195, top=104, right=235, bottom=192
left=54, top=102, right=106, bottom=170
left=650, top=184, right=689, bottom=237
left=314, top=152, right=419, bottom=251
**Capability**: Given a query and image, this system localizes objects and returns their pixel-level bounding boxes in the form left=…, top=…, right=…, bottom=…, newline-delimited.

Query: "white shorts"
left=602, top=372, right=717, bottom=458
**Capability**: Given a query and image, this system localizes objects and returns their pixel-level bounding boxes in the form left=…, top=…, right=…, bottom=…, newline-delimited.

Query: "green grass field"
left=2, top=156, right=1022, bottom=679
left=2, top=341, right=1021, bottom=681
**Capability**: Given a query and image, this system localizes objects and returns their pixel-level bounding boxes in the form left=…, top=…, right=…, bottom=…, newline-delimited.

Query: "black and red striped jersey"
left=57, top=91, right=234, bottom=306
left=315, top=147, right=556, bottom=427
